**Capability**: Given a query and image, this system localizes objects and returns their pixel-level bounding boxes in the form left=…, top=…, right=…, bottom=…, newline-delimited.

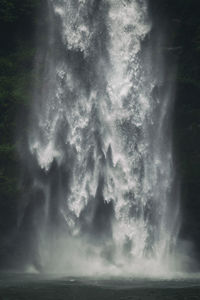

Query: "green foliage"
left=0, top=0, right=40, bottom=23
left=0, top=0, right=16, bottom=23
left=0, top=0, right=42, bottom=243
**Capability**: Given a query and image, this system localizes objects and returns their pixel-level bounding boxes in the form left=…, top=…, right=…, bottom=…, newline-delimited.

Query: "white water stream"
left=27, top=0, right=179, bottom=276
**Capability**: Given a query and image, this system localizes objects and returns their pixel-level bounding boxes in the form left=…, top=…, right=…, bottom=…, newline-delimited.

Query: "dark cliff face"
left=149, top=0, right=200, bottom=262
left=0, top=0, right=200, bottom=270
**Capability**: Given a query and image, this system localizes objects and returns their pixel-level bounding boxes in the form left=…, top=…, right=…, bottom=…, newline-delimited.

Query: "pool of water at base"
left=0, top=273, right=200, bottom=300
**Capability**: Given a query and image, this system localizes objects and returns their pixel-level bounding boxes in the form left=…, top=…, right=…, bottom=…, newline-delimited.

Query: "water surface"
left=1, top=274, right=200, bottom=300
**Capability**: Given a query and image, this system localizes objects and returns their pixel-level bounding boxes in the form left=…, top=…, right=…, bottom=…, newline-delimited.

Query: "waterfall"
left=24, top=0, right=179, bottom=275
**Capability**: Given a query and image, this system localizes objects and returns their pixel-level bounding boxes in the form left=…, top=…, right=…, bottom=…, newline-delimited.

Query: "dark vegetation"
left=0, top=0, right=43, bottom=268
left=0, top=0, right=200, bottom=268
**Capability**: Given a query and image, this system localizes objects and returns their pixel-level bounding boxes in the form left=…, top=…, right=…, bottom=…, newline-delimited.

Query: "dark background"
left=0, top=0, right=200, bottom=270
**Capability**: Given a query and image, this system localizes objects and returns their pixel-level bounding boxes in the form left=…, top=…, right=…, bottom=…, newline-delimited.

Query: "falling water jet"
left=20, top=0, right=181, bottom=276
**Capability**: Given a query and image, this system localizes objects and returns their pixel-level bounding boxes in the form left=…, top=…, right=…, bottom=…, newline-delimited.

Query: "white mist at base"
left=26, top=0, right=180, bottom=276
left=26, top=235, right=189, bottom=279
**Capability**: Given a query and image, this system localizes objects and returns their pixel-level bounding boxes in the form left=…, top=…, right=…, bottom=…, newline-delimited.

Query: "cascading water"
left=24, top=0, right=179, bottom=275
